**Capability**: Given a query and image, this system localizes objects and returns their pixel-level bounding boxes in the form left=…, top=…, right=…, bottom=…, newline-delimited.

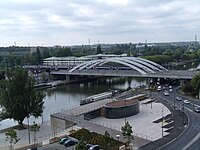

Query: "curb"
left=156, top=105, right=190, bottom=150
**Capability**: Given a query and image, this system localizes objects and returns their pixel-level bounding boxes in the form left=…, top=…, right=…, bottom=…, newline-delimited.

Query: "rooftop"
left=106, top=99, right=139, bottom=107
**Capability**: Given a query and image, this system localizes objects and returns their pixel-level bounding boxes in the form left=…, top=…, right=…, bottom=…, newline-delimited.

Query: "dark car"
left=89, top=145, right=100, bottom=150
left=87, top=144, right=93, bottom=149
left=28, top=148, right=37, bottom=150
left=59, top=137, right=68, bottom=144
left=64, top=139, right=78, bottom=147
left=28, top=148, right=42, bottom=150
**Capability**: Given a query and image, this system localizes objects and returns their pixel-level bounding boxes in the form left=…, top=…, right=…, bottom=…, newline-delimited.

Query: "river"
left=0, top=77, right=145, bottom=129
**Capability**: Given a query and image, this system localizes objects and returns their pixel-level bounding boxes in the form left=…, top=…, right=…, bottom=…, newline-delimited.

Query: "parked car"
left=169, top=88, right=173, bottom=92
left=164, top=91, right=169, bottom=96
left=184, top=100, right=190, bottom=104
left=59, top=137, right=68, bottom=144
left=176, top=97, right=182, bottom=101
left=28, top=148, right=42, bottom=150
left=64, top=139, right=78, bottom=147
left=28, top=148, right=37, bottom=150
left=194, top=106, right=200, bottom=113
left=89, top=145, right=100, bottom=150
left=87, top=144, right=93, bottom=149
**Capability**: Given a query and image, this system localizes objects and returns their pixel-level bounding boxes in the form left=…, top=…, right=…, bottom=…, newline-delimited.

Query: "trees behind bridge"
left=0, top=42, right=199, bottom=68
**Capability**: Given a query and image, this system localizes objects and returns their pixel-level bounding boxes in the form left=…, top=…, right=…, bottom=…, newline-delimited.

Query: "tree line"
left=0, top=42, right=199, bottom=69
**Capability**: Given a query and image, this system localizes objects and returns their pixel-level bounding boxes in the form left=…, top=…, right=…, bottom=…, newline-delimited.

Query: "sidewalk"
left=0, top=98, right=180, bottom=150
left=0, top=121, right=80, bottom=149
left=138, top=97, right=188, bottom=150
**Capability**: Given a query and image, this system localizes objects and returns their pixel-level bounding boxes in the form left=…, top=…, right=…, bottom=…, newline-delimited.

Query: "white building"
left=43, top=57, right=92, bottom=67
left=43, top=54, right=127, bottom=67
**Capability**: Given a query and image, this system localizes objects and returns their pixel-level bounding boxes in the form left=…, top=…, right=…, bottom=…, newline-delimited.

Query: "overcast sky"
left=0, top=0, right=200, bottom=46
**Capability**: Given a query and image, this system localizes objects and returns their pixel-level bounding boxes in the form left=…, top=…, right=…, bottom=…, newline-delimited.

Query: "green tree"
left=36, top=47, right=42, bottom=65
left=43, top=49, right=51, bottom=58
left=121, top=121, right=133, bottom=148
left=5, top=129, right=20, bottom=150
left=196, top=49, right=200, bottom=58
left=56, top=47, right=72, bottom=57
left=75, top=137, right=87, bottom=150
left=172, top=49, right=183, bottom=61
left=30, top=47, right=42, bottom=65
left=31, top=122, right=40, bottom=147
left=96, top=45, right=102, bottom=54
left=191, top=73, right=200, bottom=98
left=104, top=131, right=111, bottom=139
left=0, top=67, right=45, bottom=127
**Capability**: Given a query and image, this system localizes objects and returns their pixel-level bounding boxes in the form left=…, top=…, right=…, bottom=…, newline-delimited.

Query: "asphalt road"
left=154, top=89, right=200, bottom=150
left=42, top=142, right=75, bottom=150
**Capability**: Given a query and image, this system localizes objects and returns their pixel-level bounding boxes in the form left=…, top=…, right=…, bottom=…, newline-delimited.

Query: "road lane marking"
left=182, top=132, right=200, bottom=150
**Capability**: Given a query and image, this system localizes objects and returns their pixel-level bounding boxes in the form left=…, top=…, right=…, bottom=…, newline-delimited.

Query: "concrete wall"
left=51, top=116, right=74, bottom=129
left=105, top=102, right=140, bottom=119
left=84, top=109, right=101, bottom=120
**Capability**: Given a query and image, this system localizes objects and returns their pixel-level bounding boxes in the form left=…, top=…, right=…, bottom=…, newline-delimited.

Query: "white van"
left=157, top=86, right=162, bottom=91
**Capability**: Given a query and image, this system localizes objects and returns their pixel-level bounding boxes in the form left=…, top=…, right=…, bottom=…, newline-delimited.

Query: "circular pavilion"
left=104, top=99, right=140, bottom=119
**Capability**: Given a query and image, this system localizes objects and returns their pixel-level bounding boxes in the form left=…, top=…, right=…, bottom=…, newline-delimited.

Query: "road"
left=153, top=89, right=200, bottom=150
left=42, top=142, right=75, bottom=150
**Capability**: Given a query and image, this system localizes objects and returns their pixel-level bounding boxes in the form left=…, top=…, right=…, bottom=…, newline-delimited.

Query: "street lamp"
left=116, top=134, right=120, bottom=141
left=27, top=116, right=30, bottom=144
left=125, top=99, right=127, bottom=124
left=182, top=103, right=185, bottom=125
left=161, top=105, right=166, bottom=137
left=173, top=90, right=176, bottom=108
left=116, top=134, right=120, bottom=150
left=26, top=104, right=31, bottom=144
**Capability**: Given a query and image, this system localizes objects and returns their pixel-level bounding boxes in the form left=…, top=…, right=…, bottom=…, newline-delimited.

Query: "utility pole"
left=174, top=90, right=175, bottom=108
left=125, top=99, right=127, bottom=124
left=162, top=106, right=165, bottom=137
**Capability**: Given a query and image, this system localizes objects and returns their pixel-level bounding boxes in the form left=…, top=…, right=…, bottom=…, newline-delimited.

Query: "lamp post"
left=125, top=99, right=127, bottom=124
left=116, top=134, right=120, bottom=150
left=116, top=134, right=120, bottom=141
left=162, top=105, right=165, bottom=137
left=27, top=116, right=30, bottom=144
left=26, top=105, right=31, bottom=144
left=182, top=103, right=185, bottom=125
left=174, top=90, right=176, bottom=108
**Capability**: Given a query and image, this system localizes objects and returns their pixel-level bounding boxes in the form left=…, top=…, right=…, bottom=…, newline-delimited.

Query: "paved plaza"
left=91, top=99, right=171, bottom=141
left=0, top=98, right=171, bottom=149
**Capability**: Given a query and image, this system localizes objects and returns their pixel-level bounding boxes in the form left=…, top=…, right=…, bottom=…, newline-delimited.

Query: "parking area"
left=42, top=142, right=75, bottom=150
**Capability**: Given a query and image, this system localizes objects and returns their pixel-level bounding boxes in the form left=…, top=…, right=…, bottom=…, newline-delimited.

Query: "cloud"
left=0, top=0, right=200, bottom=46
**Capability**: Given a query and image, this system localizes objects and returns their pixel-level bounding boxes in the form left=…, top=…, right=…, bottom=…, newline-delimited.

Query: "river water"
left=0, top=77, right=145, bottom=129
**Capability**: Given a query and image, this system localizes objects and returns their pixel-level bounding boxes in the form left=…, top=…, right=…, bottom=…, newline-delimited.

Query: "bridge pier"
left=50, top=74, right=66, bottom=80
left=180, top=79, right=185, bottom=87
left=65, top=75, right=70, bottom=83
left=51, top=115, right=74, bottom=130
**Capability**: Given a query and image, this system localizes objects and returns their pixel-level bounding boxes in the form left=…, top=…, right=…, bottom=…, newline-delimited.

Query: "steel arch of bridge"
left=69, top=57, right=168, bottom=75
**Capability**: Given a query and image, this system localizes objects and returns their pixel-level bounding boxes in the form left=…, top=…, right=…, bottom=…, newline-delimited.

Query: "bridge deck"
left=51, top=69, right=198, bottom=79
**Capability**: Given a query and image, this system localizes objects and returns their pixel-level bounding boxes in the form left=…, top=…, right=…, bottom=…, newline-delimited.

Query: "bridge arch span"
left=69, top=57, right=168, bottom=75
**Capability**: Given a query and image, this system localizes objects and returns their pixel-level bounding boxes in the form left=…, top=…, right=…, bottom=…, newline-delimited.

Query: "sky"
left=0, top=0, right=200, bottom=46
